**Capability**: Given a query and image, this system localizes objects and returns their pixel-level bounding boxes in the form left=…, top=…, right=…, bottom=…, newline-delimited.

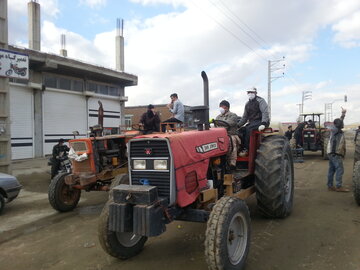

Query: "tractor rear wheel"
left=255, top=135, right=294, bottom=218
left=205, top=197, right=251, bottom=270
left=48, top=172, right=81, bottom=212
left=98, top=199, right=147, bottom=259
left=355, top=139, right=360, bottom=165
left=353, top=161, right=360, bottom=206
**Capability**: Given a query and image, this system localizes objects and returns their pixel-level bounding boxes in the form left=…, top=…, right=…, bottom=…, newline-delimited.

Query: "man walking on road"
left=327, top=107, right=349, bottom=192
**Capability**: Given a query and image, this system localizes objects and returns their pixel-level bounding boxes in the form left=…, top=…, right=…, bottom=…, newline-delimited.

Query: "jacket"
left=216, top=111, right=239, bottom=135
left=238, top=96, right=270, bottom=127
left=327, top=112, right=346, bottom=157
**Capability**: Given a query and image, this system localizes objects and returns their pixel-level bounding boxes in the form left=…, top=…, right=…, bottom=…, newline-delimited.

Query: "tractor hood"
left=135, top=128, right=229, bottom=170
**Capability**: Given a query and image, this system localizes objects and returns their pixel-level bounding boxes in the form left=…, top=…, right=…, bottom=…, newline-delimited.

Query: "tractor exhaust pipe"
left=201, top=71, right=210, bottom=130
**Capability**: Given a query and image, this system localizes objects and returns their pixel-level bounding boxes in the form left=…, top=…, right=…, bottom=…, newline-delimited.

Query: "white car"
left=0, top=173, right=22, bottom=214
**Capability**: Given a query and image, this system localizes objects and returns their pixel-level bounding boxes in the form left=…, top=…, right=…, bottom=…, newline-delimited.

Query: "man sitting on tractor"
left=215, top=100, right=240, bottom=170
left=238, top=87, right=270, bottom=156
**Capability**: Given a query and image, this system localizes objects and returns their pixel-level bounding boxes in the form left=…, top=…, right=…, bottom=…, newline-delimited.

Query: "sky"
left=7, top=0, right=360, bottom=124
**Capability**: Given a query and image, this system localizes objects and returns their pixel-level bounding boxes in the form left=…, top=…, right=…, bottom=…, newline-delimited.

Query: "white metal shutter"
left=43, top=91, right=87, bottom=155
left=9, top=85, right=34, bottom=159
left=88, top=97, right=121, bottom=134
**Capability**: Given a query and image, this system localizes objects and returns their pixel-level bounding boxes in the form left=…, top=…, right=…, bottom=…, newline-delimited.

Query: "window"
left=59, top=77, right=71, bottom=90
left=44, top=75, right=57, bottom=88
left=125, top=115, right=132, bottom=130
left=73, top=80, right=83, bottom=92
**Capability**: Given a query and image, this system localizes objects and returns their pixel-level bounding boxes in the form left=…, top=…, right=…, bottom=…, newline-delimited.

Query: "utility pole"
left=0, top=0, right=11, bottom=174
left=301, top=91, right=312, bottom=113
left=268, top=57, right=285, bottom=119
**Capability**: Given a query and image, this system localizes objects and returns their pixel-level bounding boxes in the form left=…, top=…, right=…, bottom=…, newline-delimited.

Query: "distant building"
left=125, top=104, right=195, bottom=129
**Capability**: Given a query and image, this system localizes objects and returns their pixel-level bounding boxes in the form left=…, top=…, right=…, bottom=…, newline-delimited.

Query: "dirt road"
left=1, top=147, right=359, bottom=270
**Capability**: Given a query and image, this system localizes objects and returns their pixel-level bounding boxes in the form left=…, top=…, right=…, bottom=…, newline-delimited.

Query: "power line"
left=188, top=0, right=268, bottom=62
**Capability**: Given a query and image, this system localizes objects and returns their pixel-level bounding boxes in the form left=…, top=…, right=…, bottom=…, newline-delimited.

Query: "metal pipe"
left=201, top=71, right=210, bottom=130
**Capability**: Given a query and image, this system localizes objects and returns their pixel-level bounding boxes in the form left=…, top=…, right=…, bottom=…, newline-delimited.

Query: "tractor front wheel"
left=98, top=200, right=147, bottom=259
left=353, top=161, right=360, bottom=206
left=205, top=197, right=251, bottom=270
left=255, top=135, right=294, bottom=218
left=48, top=172, right=81, bottom=212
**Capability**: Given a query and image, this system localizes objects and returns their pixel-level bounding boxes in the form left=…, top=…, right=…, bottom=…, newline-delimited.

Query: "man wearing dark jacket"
left=327, top=108, right=349, bottom=192
left=51, top=138, right=70, bottom=178
left=285, top=125, right=294, bottom=140
left=139, top=104, right=161, bottom=134
left=238, top=87, right=270, bottom=156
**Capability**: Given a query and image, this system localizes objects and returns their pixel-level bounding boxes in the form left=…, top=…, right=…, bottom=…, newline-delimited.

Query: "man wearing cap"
left=51, top=138, right=70, bottom=178
left=139, top=104, right=161, bottom=134
left=215, top=100, right=240, bottom=169
left=285, top=125, right=294, bottom=141
left=327, top=107, right=349, bottom=192
left=162, top=93, right=184, bottom=132
left=238, top=87, right=270, bottom=156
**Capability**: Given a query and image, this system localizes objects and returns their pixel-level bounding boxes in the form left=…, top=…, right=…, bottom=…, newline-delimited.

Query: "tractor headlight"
left=133, top=160, right=146, bottom=170
left=154, top=160, right=167, bottom=170
left=310, top=134, right=315, bottom=137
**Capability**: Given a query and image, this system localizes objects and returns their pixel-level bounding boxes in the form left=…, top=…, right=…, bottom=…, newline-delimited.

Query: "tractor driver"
left=215, top=100, right=240, bottom=170
left=238, top=87, right=270, bottom=156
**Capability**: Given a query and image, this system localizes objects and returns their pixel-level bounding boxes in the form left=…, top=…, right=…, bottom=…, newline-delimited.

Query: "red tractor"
left=98, top=72, right=294, bottom=270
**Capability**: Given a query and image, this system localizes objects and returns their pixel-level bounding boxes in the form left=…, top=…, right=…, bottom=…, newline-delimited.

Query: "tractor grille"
left=130, top=140, right=171, bottom=200
left=130, top=140, right=170, bottom=158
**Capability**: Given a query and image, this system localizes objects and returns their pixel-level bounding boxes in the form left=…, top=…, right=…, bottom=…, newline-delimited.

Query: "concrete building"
left=124, top=104, right=194, bottom=129
left=1, top=0, right=137, bottom=161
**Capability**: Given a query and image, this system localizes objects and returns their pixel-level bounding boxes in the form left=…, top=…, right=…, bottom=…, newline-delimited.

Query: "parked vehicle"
left=0, top=173, right=22, bottom=214
left=98, top=72, right=294, bottom=270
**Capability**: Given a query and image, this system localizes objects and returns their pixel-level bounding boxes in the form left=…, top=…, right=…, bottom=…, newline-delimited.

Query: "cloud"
left=79, top=0, right=107, bottom=9
left=332, top=10, right=360, bottom=47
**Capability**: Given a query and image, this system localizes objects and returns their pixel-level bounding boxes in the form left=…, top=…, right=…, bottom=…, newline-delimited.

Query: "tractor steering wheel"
left=213, top=119, right=231, bottom=130
left=131, top=124, right=144, bottom=131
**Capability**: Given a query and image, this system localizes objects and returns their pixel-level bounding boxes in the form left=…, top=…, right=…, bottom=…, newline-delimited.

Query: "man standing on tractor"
left=162, top=93, right=184, bottom=132
left=139, top=104, right=161, bottom=134
left=327, top=107, right=349, bottom=192
left=238, top=87, right=270, bottom=156
left=215, top=100, right=240, bottom=169
left=51, top=138, right=70, bottom=178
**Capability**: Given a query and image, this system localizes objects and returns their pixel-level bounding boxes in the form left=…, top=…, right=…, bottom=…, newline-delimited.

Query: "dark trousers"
left=242, top=120, right=262, bottom=150
left=51, top=160, right=60, bottom=178
left=161, top=118, right=183, bottom=132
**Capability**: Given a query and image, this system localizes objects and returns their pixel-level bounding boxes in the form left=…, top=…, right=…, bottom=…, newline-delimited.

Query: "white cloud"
left=333, top=10, right=360, bottom=47
left=79, top=0, right=107, bottom=9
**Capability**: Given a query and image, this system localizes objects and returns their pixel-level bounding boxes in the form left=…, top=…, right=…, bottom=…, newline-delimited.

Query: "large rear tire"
left=205, top=197, right=251, bottom=270
left=98, top=199, right=147, bottom=259
left=355, top=139, right=360, bottom=165
left=48, top=172, right=81, bottom=212
left=353, top=161, right=360, bottom=206
left=255, top=135, right=294, bottom=218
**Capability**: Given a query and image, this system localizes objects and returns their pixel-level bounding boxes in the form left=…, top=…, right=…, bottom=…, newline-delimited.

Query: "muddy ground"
left=1, top=145, right=360, bottom=270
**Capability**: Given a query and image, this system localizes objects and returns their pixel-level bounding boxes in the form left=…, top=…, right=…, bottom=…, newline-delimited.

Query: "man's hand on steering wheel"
left=213, top=119, right=231, bottom=130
